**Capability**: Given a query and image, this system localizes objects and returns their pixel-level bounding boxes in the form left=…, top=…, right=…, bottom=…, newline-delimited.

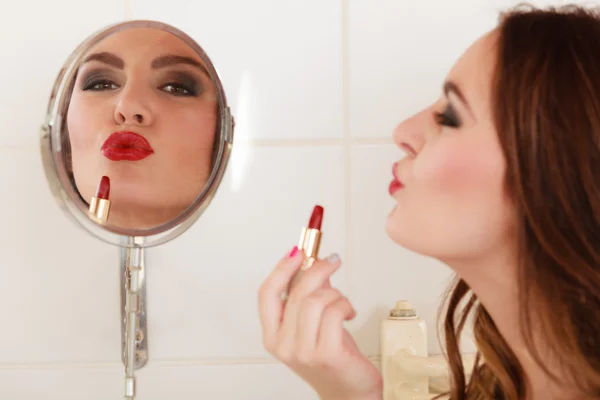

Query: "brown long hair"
left=439, top=4, right=600, bottom=399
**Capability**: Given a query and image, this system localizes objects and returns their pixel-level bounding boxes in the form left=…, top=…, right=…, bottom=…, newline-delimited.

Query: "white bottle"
left=380, top=300, right=428, bottom=400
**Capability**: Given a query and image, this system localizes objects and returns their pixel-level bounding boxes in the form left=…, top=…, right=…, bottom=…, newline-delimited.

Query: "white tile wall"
left=348, top=1, right=506, bottom=139
left=0, top=0, right=584, bottom=398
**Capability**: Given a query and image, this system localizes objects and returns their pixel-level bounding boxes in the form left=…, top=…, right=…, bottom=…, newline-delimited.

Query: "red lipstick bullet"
left=308, top=205, right=323, bottom=230
left=95, top=176, right=110, bottom=200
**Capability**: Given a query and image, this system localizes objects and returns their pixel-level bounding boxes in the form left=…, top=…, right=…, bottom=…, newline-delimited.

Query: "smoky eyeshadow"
left=79, top=68, right=116, bottom=90
left=162, top=71, right=204, bottom=95
left=77, top=67, right=205, bottom=96
left=446, top=103, right=461, bottom=123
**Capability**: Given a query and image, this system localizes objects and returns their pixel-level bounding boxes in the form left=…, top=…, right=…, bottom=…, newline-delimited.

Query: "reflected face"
left=386, top=31, right=515, bottom=264
left=67, top=28, right=218, bottom=229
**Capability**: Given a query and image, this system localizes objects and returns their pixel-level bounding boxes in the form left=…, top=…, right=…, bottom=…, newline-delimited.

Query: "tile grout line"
left=1, top=138, right=393, bottom=153
left=0, top=356, right=382, bottom=370
left=341, top=0, right=356, bottom=326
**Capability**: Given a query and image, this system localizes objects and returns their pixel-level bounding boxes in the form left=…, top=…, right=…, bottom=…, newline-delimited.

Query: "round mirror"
left=40, top=20, right=234, bottom=247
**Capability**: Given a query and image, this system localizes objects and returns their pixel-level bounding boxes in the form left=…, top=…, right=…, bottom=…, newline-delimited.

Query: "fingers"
left=278, top=254, right=341, bottom=345
left=258, top=247, right=304, bottom=348
left=286, top=254, right=341, bottom=307
left=316, top=296, right=356, bottom=354
left=260, top=248, right=351, bottom=369
left=295, top=288, right=345, bottom=357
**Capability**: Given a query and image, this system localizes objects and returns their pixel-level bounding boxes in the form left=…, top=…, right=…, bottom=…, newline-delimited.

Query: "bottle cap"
left=389, top=300, right=417, bottom=318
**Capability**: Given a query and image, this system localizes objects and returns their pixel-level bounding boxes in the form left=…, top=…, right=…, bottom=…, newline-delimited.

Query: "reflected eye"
left=161, top=80, right=200, bottom=97
left=162, top=83, right=195, bottom=96
left=160, top=72, right=201, bottom=97
left=83, top=79, right=119, bottom=91
left=433, top=104, right=461, bottom=128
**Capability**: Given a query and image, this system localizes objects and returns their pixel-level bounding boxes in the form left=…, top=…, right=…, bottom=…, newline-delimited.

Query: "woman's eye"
left=162, top=83, right=197, bottom=96
left=83, top=79, right=119, bottom=91
left=434, top=105, right=461, bottom=128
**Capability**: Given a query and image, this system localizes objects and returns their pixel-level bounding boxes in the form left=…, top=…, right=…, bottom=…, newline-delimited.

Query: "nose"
left=113, top=83, right=154, bottom=127
left=392, top=108, right=431, bottom=155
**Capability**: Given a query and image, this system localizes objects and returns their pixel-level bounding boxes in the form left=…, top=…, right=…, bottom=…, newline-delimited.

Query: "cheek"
left=173, top=102, right=218, bottom=150
left=412, top=138, right=512, bottom=248
left=67, top=97, right=99, bottom=151
left=419, top=155, right=482, bottom=194
left=159, top=102, right=217, bottom=184
left=414, top=139, right=504, bottom=196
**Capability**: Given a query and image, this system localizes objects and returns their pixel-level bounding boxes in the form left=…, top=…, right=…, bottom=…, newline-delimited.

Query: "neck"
left=446, top=248, right=582, bottom=400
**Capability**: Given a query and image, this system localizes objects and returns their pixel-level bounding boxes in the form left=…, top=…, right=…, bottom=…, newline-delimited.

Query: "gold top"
left=89, top=197, right=111, bottom=224
left=303, top=228, right=321, bottom=258
left=298, top=227, right=322, bottom=270
left=298, top=227, right=308, bottom=249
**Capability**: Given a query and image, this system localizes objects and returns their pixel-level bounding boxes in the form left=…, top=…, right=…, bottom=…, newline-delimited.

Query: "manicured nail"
left=288, top=246, right=300, bottom=258
left=325, top=253, right=341, bottom=264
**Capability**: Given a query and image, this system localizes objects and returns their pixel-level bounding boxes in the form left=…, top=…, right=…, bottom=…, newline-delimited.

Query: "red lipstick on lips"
left=389, top=162, right=404, bottom=195
left=101, top=131, right=154, bottom=161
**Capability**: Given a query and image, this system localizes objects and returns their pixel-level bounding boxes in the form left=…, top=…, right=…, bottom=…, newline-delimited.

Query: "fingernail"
left=325, top=253, right=341, bottom=264
left=288, top=246, right=300, bottom=258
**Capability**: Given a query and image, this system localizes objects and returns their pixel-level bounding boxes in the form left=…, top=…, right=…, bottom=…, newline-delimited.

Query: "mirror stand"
left=120, top=237, right=148, bottom=399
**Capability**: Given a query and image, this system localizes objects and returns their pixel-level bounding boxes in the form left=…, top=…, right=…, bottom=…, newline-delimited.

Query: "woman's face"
left=386, top=31, right=516, bottom=265
left=67, top=28, right=218, bottom=228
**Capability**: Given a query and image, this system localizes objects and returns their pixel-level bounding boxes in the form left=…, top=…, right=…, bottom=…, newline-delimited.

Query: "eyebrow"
left=151, top=55, right=209, bottom=76
left=443, top=81, right=474, bottom=118
left=83, top=52, right=124, bottom=69
left=82, top=52, right=210, bottom=77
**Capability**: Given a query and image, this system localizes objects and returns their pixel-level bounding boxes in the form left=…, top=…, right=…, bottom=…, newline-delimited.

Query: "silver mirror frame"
left=40, top=20, right=234, bottom=248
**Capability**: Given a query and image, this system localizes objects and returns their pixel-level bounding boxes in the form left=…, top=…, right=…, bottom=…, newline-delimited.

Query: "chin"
left=385, top=208, right=438, bottom=259
left=385, top=208, right=413, bottom=248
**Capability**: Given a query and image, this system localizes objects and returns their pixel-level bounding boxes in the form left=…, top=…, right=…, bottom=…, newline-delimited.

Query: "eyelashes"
left=82, top=78, right=118, bottom=91
left=162, top=82, right=198, bottom=96
left=160, top=72, right=202, bottom=96
left=80, top=70, right=203, bottom=97
left=433, top=104, right=461, bottom=128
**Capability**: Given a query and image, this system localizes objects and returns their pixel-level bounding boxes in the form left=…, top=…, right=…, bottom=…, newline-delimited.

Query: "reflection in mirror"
left=63, top=28, right=220, bottom=231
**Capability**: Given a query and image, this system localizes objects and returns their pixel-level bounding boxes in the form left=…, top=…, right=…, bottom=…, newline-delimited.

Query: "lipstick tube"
left=298, top=207, right=323, bottom=270
left=89, top=175, right=111, bottom=223
left=287, top=205, right=324, bottom=293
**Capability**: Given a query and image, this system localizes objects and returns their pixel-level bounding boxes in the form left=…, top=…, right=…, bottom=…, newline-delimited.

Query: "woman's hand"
left=258, top=247, right=383, bottom=400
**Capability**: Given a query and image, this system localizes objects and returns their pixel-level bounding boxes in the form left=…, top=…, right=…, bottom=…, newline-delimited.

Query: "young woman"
left=258, top=4, right=600, bottom=400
